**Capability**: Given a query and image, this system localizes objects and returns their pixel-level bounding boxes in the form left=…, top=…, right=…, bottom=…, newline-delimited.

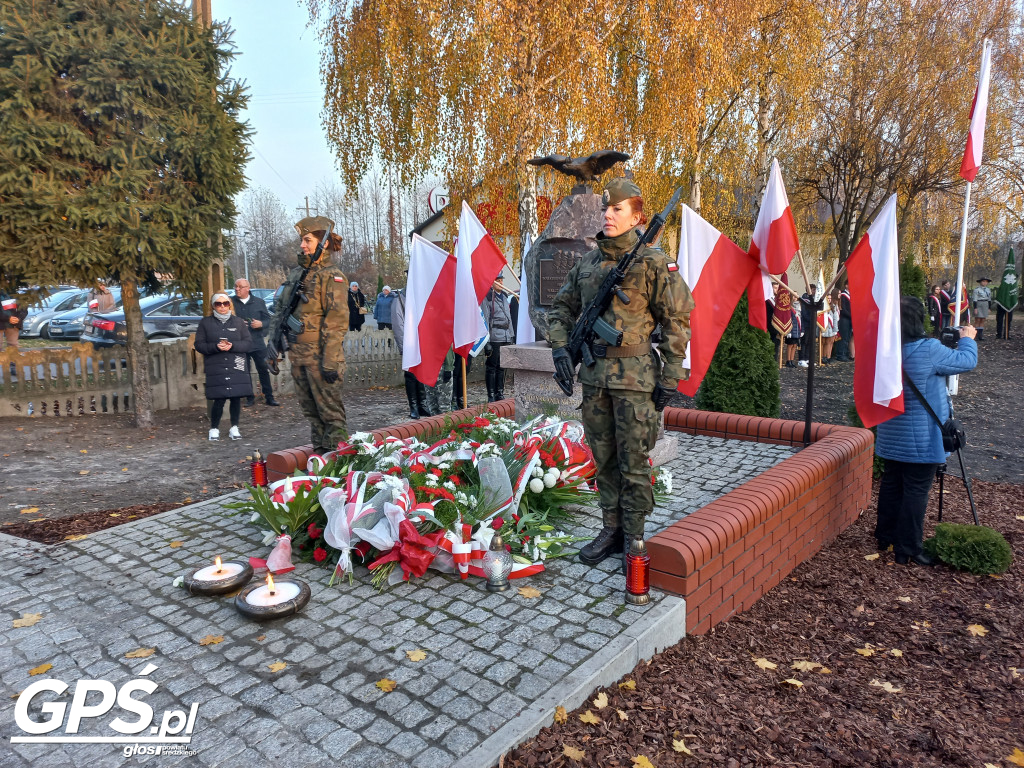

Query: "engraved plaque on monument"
left=525, top=190, right=603, bottom=340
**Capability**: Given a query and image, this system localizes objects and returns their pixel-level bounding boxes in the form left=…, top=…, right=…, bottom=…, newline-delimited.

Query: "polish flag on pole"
left=845, top=194, right=904, bottom=427
left=746, top=159, right=801, bottom=330
left=960, top=40, right=993, bottom=182
left=515, top=234, right=537, bottom=344
left=404, top=234, right=456, bottom=386
left=453, top=202, right=508, bottom=357
left=677, top=205, right=759, bottom=397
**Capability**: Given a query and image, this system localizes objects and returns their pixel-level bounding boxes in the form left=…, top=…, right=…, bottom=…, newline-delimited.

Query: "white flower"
left=467, top=495, right=478, bottom=508
left=532, top=467, right=544, bottom=478
left=529, top=478, right=545, bottom=494
left=250, top=512, right=261, bottom=523
left=456, top=491, right=469, bottom=505
left=425, top=475, right=439, bottom=486
left=443, top=480, right=457, bottom=492
left=261, top=530, right=277, bottom=546
left=172, top=576, right=184, bottom=588
left=349, top=431, right=374, bottom=443
left=543, top=474, right=557, bottom=488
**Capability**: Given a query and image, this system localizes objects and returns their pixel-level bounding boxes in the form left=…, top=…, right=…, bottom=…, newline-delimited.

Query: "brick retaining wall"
left=265, top=403, right=875, bottom=637
left=654, top=408, right=874, bottom=635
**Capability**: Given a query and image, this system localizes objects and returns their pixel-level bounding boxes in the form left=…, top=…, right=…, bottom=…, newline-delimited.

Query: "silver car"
left=20, top=289, right=90, bottom=338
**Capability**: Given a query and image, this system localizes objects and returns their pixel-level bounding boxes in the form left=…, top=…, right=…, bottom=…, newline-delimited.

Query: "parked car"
left=20, top=289, right=90, bottom=338
left=48, top=288, right=123, bottom=340
left=85, top=294, right=205, bottom=348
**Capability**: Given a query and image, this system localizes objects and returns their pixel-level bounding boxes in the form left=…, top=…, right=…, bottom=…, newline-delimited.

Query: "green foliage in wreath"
left=923, top=523, right=1014, bottom=575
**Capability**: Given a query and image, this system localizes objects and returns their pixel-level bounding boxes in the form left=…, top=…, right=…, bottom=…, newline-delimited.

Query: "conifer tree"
left=0, top=0, right=249, bottom=427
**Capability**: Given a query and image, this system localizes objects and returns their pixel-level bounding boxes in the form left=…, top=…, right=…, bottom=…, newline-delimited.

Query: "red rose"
left=491, top=517, right=504, bottom=530
left=313, top=547, right=328, bottom=562
left=307, top=523, right=322, bottom=540
left=472, top=417, right=490, bottom=427
left=410, top=462, right=426, bottom=473
left=470, top=441, right=481, bottom=448
left=450, top=476, right=461, bottom=486
left=431, top=468, right=443, bottom=477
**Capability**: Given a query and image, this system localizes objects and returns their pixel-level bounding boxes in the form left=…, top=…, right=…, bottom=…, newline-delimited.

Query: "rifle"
left=265, top=224, right=334, bottom=375
left=553, top=187, right=683, bottom=397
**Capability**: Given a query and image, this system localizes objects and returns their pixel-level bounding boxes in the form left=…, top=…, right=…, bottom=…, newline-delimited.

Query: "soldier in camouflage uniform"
left=272, top=216, right=350, bottom=453
left=547, top=178, right=694, bottom=566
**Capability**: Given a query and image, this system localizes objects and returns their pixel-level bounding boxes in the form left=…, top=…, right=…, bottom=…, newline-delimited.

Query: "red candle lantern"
left=251, top=449, right=268, bottom=487
left=625, top=537, right=651, bottom=605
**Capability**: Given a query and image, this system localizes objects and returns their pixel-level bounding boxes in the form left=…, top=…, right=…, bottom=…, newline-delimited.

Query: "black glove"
left=484, top=343, right=493, bottom=357
left=652, top=382, right=673, bottom=412
left=320, top=366, right=339, bottom=384
left=442, top=370, right=452, bottom=383
left=552, top=347, right=574, bottom=385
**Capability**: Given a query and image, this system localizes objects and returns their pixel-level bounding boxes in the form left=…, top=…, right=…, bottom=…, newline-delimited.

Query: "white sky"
left=214, top=1, right=339, bottom=213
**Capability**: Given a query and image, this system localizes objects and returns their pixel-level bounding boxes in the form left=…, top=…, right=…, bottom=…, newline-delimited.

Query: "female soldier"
left=547, top=178, right=694, bottom=567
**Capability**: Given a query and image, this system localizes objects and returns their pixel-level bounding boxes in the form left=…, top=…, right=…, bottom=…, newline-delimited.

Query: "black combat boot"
left=976, top=327, right=984, bottom=341
left=485, top=367, right=498, bottom=402
left=404, top=373, right=420, bottom=419
left=417, top=382, right=436, bottom=417
left=579, top=526, right=624, bottom=565
left=494, top=369, right=506, bottom=401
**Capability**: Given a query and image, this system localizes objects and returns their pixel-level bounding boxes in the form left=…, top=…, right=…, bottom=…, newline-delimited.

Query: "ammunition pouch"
left=593, top=316, right=623, bottom=347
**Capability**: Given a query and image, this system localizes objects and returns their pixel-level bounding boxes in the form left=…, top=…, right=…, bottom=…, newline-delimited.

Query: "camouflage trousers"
left=292, top=363, right=348, bottom=453
left=580, top=384, right=659, bottom=537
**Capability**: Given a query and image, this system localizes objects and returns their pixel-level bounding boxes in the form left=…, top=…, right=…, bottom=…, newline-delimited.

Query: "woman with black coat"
left=195, top=293, right=254, bottom=441
left=348, top=282, right=367, bottom=331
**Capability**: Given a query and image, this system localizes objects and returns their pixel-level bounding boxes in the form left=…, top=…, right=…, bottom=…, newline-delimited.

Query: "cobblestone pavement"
left=1, top=434, right=790, bottom=768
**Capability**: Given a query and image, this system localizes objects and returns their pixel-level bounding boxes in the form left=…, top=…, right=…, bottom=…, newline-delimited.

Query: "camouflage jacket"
left=274, top=253, right=349, bottom=369
left=547, top=228, right=694, bottom=393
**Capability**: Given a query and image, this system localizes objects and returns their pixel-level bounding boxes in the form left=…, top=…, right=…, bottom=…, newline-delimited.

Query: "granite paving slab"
left=1, top=434, right=790, bottom=767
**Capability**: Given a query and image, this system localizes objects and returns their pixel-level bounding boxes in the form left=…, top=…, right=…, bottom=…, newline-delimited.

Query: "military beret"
left=601, top=177, right=642, bottom=206
left=294, top=216, right=336, bottom=237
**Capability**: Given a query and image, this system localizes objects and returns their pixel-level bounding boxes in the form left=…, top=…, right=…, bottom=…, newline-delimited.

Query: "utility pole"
left=296, top=196, right=317, bottom=218
left=192, top=0, right=212, bottom=27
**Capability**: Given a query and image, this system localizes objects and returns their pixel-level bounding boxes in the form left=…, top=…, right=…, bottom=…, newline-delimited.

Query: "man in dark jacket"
left=232, top=278, right=279, bottom=406
left=0, top=291, right=28, bottom=350
left=797, top=284, right=817, bottom=367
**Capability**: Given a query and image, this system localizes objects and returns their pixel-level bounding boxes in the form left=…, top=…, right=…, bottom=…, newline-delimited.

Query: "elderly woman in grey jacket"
left=481, top=275, right=515, bottom=402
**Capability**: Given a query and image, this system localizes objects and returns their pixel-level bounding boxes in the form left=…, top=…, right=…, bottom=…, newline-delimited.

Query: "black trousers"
left=996, top=307, right=1014, bottom=338
left=210, top=397, right=242, bottom=428
left=247, top=347, right=273, bottom=399
left=876, top=459, right=940, bottom=557
left=835, top=317, right=853, bottom=359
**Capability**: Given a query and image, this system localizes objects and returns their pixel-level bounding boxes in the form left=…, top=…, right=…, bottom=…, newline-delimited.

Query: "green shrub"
left=848, top=404, right=885, bottom=478
left=923, top=523, right=1014, bottom=575
left=695, top=296, right=780, bottom=417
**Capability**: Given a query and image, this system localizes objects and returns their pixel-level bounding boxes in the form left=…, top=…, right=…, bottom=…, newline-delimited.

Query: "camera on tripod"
left=940, top=326, right=961, bottom=349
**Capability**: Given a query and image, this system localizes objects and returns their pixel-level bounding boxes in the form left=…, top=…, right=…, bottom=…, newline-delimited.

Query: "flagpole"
left=461, top=356, right=468, bottom=408
left=949, top=181, right=972, bottom=396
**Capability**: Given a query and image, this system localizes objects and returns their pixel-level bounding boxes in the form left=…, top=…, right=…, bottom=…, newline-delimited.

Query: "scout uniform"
left=973, top=278, right=992, bottom=340
left=547, top=178, right=694, bottom=561
left=274, top=216, right=350, bottom=453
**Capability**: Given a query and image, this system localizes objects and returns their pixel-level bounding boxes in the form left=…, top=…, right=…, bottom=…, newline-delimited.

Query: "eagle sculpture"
left=527, top=150, right=630, bottom=182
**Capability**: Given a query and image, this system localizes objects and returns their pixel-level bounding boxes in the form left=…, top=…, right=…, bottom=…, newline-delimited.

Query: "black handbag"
left=902, top=373, right=965, bottom=452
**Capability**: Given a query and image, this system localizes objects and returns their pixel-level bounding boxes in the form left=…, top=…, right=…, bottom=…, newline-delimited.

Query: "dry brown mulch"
left=2, top=502, right=178, bottom=544
left=505, top=478, right=1024, bottom=768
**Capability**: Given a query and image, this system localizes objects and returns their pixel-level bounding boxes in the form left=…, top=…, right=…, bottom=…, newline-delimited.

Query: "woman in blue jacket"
left=874, top=297, right=977, bottom=565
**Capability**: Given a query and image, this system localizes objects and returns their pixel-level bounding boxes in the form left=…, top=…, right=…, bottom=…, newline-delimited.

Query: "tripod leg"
left=955, top=448, right=980, bottom=525
left=936, top=465, right=945, bottom=523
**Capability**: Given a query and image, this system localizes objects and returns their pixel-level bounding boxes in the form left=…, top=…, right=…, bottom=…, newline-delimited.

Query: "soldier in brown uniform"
left=273, top=216, right=350, bottom=453
left=548, top=178, right=694, bottom=566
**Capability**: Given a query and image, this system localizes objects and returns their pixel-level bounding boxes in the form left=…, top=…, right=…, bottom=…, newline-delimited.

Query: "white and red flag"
left=403, top=234, right=456, bottom=386
left=746, top=158, right=801, bottom=330
left=960, top=40, right=993, bottom=182
left=677, top=205, right=759, bottom=397
left=453, top=202, right=508, bottom=357
left=845, top=194, right=904, bottom=428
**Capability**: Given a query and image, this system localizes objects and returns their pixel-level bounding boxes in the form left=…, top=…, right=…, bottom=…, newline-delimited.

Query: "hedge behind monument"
left=695, top=296, right=780, bottom=418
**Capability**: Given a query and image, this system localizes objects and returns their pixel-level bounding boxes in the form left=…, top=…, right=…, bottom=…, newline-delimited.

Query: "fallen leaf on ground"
left=967, top=624, right=988, bottom=637
left=553, top=706, right=567, bottom=724
left=1010, top=668, right=1020, bottom=680
left=29, top=663, right=52, bottom=676
left=64, top=534, right=88, bottom=541
left=864, top=553, right=880, bottom=561
left=1007, top=748, right=1024, bottom=767
left=169, top=541, right=183, bottom=548
left=818, top=667, right=833, bottom=674
left=517, top=586, right=542, bottom=599
left=897, top=596, right=911, bottom=603
left=753, top=657, right=778, bottom=670
left=198, top=635, right=223, bottom=646
left=563, top=745, right=585, bottom=761
left=890, top=649, right=903, bottom=657
left=406, top=649, right=427, bottom=662
left=78, top=470, right=89, bottom=475
left=618, top=679, right=637, bottom=690
left=672, top=738, right=692, bottom=755
left=375, top=678, right=397, bottom=692
left=255, top=635, right=266, bottom=642
left=579, top=710, right=600, bottom=725
left=268, top=662, right=287, bottom=673
left=1016, top=515, right=1024, bottom=522
left=592, top=692, right=608, bottom=709
left=869, top=679, right=902, bottom=693
left=19, top=508, right=39, bottom=514
left=855, top=647, right=875, bottom=657
left=791, top=660, right=821, bottom=672
left=12, top=613, right=42, bottom=628
left=632, top=756, right=656, bottom=768
left=80, top=450, right=87, bottom=454
left=617, top=709, right=628, bottom=721
left=125, top=648, right=155, bottom=658
left=782, top=678, right=804, bottom=688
